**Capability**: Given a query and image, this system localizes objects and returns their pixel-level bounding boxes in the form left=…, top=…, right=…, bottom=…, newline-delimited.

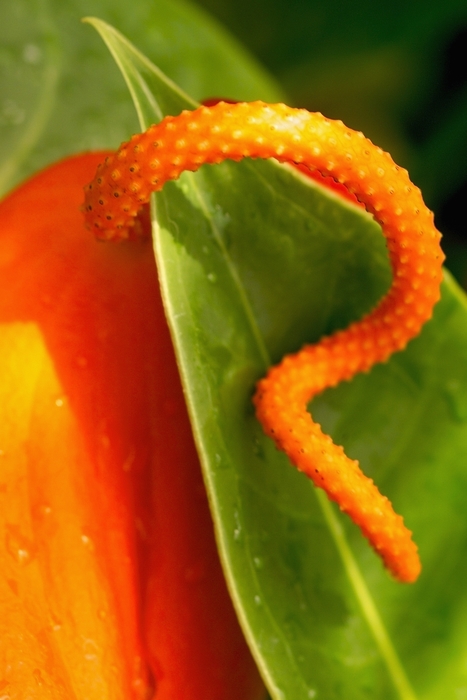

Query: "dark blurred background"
left=196, top=0, right=467, bottom=286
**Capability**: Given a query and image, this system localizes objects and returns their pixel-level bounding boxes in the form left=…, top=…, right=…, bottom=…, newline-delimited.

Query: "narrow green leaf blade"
left=82, top=17, right=198, bottom=127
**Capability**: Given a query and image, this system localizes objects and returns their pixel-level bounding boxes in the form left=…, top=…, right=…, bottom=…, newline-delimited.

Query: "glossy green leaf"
left=88, top=19, right=467, bottom=700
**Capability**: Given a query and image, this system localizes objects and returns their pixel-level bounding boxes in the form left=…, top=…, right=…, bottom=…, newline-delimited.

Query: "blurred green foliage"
left=196, top=0, right=467, bottom=284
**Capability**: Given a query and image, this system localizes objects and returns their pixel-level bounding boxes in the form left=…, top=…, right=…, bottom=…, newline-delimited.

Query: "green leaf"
left=0, top=0, right=283, bottom=197
left=88, top=19, right=467, bottom=700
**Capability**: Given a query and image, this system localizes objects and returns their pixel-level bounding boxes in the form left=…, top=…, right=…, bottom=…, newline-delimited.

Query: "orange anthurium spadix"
left=0, top=154, right=264, bottom=699
left=84, top=101, right=444, bottom=582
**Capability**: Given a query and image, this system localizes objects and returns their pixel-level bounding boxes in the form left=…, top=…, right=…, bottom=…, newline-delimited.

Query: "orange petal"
left=0, top=153, right=154, bottom=698
left=0, top=153, right=263, bottom=699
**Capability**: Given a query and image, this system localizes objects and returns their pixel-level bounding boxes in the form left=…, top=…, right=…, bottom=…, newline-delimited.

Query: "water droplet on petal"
left=5, top=524, right=35, bottom=565
left=123, top=449, right=135, bottom=472
left=99, top=433, right=111, bottom=449
left=83, top=638, right=99, bottom=661
left=81, top=533, right=95, bottom=552
left=132, top=657, right=156, bottom=700
left=48, top=613, right=62, bottom=632
left=33, top=669, right=44, bottom=686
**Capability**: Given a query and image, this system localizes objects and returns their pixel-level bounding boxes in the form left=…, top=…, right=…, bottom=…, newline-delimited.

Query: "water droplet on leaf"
left=444, top=379, right=467, bottom=422
left=23, top=44, right=42, bottom=64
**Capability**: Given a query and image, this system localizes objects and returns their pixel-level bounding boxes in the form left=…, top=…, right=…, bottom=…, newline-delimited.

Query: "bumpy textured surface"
left=84, top=101, right=444, bottom=583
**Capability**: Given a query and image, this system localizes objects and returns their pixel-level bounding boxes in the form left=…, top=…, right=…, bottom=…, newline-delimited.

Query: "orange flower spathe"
left=0, top=153, right=264, bottom=699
